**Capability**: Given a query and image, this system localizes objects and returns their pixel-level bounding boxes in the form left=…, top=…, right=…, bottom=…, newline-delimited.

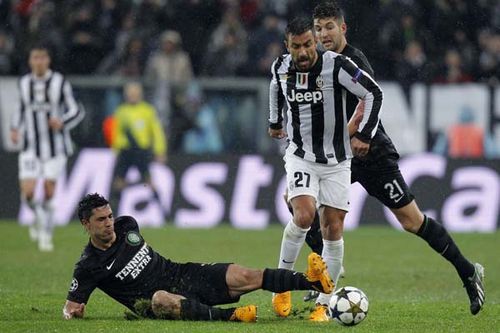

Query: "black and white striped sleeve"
left=268, top=57, right=285, bottom=130
left=60, top=79, right=84, bottom=130
left=336, top=56, right=383, bottom=142
left=10, top=79, right=25, bottom=131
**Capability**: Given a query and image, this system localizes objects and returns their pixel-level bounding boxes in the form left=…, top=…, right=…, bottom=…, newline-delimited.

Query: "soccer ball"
left=328, top=286, right=369, bottom=326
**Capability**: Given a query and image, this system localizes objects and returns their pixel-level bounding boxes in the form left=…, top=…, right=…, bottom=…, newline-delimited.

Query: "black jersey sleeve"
left=114, top=215, right=140, bottom=233
left=345, top=46, right=375, bottom=78
left=66, top=262, right=97, bottom=304
left=335, top=55, right=383, bottom=142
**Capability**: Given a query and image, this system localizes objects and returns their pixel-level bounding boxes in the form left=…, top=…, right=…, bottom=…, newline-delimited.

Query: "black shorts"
left=351, top=156, right=414, bottom=209
left=165, top=262, right=239, bottom=306
left=114, top=149, right=152, bottom=180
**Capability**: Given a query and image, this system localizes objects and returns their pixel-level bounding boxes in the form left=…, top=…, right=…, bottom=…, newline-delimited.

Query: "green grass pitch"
left=0, top=221, right=498, bottom=332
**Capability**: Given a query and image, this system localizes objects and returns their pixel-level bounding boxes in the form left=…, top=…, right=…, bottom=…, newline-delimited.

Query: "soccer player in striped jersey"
left=10, top=44, right=83, bottom=251
left=268, top=16, right=383, bottom=321
left=308, top=1, right=484, bottom=317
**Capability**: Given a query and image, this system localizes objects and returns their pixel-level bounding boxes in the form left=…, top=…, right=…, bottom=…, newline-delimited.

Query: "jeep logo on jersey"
left=287, top=90, right=323, bottom=104
left=126, top=231, right=141, bottom=246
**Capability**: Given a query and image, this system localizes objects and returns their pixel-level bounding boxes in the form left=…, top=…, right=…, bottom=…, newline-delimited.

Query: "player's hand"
left=48, top=117, right=63, bottom=131
left=348, top=100, right=365, bottom=137
left=63, top=301, right=85, bottom=319
left=10, top=129, right=19, bottom=144
left=268, top=128, right=287, bottom=139
left=351, top=136, right=370, bottom=157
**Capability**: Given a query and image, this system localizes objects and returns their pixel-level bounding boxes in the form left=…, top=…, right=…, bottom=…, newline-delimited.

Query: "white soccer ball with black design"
left=328, top=286, right=369, bottom=326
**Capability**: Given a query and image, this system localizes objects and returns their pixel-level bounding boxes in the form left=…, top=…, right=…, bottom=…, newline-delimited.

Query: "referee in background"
left=10, top=44, right=84, bottom=251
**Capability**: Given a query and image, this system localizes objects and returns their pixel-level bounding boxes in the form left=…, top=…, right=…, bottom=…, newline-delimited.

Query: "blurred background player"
left=268, top=16, right=383, bottom=321
left=10, top=44, right=83, bottom=251
left=308, top=1, right=484, bottom=316
left=111, top=82, right=167, bottom=205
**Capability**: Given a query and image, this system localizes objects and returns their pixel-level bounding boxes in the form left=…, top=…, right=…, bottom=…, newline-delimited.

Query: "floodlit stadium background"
left=0, top=0, right=498, bottom=230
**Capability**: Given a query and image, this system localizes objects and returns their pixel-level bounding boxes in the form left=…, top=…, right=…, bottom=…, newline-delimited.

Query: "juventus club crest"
left=316, top=75, right=324, bottom=88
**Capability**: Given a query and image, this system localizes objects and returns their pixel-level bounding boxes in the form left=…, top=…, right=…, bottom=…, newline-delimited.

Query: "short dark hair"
left=77, top=193, right=109, bottom=222
left=29, top=43, right=51, bottom=55
left=286, top=16, right=314, bottom=37
left=313, top=1, right=344, bottom=21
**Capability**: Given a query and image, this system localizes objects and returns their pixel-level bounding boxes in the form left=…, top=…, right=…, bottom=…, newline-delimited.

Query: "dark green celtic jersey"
left=66, top=216, right=175, bottom=311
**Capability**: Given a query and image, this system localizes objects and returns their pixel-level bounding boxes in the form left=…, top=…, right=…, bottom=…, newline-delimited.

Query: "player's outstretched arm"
left=62, top=300, right=85, bottom=319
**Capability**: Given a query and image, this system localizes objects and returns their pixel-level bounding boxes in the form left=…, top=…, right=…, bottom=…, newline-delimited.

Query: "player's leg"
left=38, top=155, right=66, bottom=251
left=273, top=154, right=319, bottom=317
left=392, top=201, right=475, bottom=281
left=159, top=261, right=331, bottom=322
left=110, top=151, right=129, bottom=208
left=20, top=178, right=40, bottom=241
left=308, top=206, right=346, bottom=321
left=225, top=262, right=332, bottom=296
left=151, top=290, right=256, bottom=322
left=287, top=190, right=344, bottom=303
left=140, top=151, right=162, bottom=203
left=18, top=152, right=42, bottom=242
left=280, top=195, right=316, bottom=268
left=310, top=159, right=351, bottom=321
left=302, top=209, right=326, bottom=302
left=38, top=179, right=56, bottom=251
left=278, top=154, right=319, bottom=270
left=359, top=159, right=483, bottom=314
left=284, top=190, right=323, bottom=255
left=152, top=263, right=257, bottom=322
left=391, top=201, right=483, bottom=314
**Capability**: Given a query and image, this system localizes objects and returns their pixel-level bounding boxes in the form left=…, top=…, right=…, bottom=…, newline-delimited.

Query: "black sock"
left=261, top=268, right=312, bottom=293
left=417, top=215, right=475, bottom=283
left=305, top=211, right=323, bottom=255
left=180, top=299, right=234, bottom=321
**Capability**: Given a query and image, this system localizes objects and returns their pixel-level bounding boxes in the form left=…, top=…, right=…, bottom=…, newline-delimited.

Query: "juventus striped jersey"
left=10, top=70, right=83, bottom=159
left=269, top=50, right=383, bottom=165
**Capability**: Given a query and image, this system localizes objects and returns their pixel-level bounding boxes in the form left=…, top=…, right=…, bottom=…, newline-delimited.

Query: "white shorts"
left=284, top=153, right=351, bottom=211
left=18, top=152, right=67, bottom=180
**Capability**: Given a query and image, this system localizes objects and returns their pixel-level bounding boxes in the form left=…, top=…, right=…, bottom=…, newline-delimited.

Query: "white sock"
left=42, top=199, right=54, bottom=236
left=316, top=238, right=344, bottom=305
left=34, top=203, right=47, bottom=235
left=23, top=197, right=39, bottom=240
left=278, top=219, right=309, bottom=270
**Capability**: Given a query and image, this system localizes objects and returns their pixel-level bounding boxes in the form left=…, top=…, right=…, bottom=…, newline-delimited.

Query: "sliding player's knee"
left=239, top=267, right=262, bottom=287
left=151, top=291, right=182, bottom=319
left=227, top=264, right=263, bottom=290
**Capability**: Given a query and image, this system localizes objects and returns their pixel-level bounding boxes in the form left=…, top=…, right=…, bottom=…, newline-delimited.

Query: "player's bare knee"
left=23, top=192, right=35, bottom=203
left=400, top=218, right=420, bottom=233
left=393, top=212, right=418, bottom=233
left=44, top=181, right=56, bottom=198
left=151, top=291, right=182, bottom=319
left=240, top=267, right=262, bottom=287
left=293, top=209, right=315, bottom=227
left=227, top=264, right=263, bottom=291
